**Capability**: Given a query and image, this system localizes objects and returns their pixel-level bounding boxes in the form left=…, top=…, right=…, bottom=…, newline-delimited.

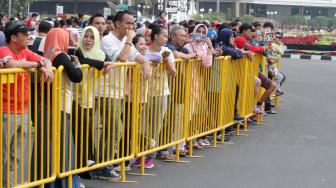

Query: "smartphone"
left=191, top=33, right=206, bottom=42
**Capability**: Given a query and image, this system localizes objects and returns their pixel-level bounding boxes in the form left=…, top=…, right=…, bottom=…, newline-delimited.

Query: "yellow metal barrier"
left=55, top=62, right=139, bottom=183
left=132, top=59, right=190, bottom=176
left=0, top=68, right=57, bottom=188
left=185, top=57, right=229, bottom=155
left=0, top=53, right=275, bottom=187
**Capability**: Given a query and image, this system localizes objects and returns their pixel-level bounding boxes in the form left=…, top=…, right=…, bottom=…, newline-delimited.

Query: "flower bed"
left=283, top=32, right=336, bottom=46
left=282, top=35, right=321, bottom=45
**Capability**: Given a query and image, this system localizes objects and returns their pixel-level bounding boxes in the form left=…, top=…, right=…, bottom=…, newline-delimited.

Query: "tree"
left=328, top=18, right=336, bottom=28
left=191, top=12, right=226, bottom=22
left=239, top=15, right=256, bottom=24
left=0, top=0, right=33, bottom=17
left=280, top=15, right=307, bottom=27
left=310, top=16, right=330, bottom=28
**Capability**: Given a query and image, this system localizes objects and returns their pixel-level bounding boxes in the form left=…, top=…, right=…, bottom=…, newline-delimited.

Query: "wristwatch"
left=35, top=61, right=43, bottom=70
left=0, top=57, right=10, bottom=66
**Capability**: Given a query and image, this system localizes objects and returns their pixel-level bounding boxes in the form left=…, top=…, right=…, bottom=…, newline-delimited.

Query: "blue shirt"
left=166, top=41, right=189, bottom=54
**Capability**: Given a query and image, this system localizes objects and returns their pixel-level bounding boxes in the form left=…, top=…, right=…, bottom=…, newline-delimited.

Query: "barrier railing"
left=1, top=54, right=280, bottom=187
left=0, top=68, right=57, bottom=188
left=55, top=62, right=139, bottom=183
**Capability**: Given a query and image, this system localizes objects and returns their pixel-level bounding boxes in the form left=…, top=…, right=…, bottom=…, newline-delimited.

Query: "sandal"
left=159, top=153, right=176, bottom=160
left=193, top=142, right=204, bottom=150
left=175, top=149, right=189, bottom=157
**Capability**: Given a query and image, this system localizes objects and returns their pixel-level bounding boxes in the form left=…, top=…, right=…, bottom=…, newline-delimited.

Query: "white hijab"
left=77, top=26, right=105, bottom=61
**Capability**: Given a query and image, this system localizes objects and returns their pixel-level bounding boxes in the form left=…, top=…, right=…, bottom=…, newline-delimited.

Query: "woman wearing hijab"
left=219, top=28, right=258, bottom=132
left=44, top=28, right=82, bottom=188
left=184, top=24, right=213, bottom=147
left=72, top=26, right=113, bottom=177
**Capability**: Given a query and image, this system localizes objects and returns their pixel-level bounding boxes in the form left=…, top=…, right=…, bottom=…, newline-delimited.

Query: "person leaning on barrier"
left=220, top=26, right=254, bottom=122
left=184, top=23, right=215, bottom=148
left=0, top=20, right=53, bottom=188
left=97, top=10, right=151, bottom=179
left=145, top=23, right=176, bottom=162
left=43, top=27, right=83, bottom=188
left=71, top=26, right=114, bottom=181
left=166, top=26, right=197, bottom=59
left=247, top=28, right=277, bottom=114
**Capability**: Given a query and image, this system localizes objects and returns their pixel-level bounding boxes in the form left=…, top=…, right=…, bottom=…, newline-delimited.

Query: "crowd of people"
left=0, top=10, right=287, bottom=188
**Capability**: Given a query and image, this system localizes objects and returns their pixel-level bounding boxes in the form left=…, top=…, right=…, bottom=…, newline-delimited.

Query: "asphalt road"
left=82, top=58, right=336, bottom=188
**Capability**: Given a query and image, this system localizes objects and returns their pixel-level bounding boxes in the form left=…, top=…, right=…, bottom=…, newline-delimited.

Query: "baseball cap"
left=4, top=21, right=34, bottom=38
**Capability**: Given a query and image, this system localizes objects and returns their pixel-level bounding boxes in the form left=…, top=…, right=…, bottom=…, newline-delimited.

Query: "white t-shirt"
left=99, top=32, right=139, bottom=99
left=148, top=47, right=174, bottom=97
left=38, top=37, right=46, bottom=53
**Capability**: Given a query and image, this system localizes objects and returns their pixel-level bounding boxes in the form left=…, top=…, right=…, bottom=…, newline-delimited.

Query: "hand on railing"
left=38, top=66, right=54, bottom=83
left=141, top=61, right=151, bottom=80
left=246, top=51, right=254, bottom=61
left=39, top=57, right=54, bottom=82
left=214, top=47, right=222, bottom=57
left=102, top=61, right=114, bottom=74
left=189, top=52, right=198, bottom=59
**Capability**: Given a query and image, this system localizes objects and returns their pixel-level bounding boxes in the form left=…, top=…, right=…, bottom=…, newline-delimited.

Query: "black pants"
left=71, top=104, right=95, bottom=168
left=234, top=84, right=240, bottom=116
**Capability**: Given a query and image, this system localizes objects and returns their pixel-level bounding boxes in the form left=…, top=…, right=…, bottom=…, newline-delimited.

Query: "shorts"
left=258, top=72, right=273, bottom=90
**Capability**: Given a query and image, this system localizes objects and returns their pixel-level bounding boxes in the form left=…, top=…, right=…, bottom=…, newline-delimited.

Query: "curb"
left=282, top=54, right=336, bottom=61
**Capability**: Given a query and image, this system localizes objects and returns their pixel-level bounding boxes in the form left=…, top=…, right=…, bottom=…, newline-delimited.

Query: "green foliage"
left=328, top=18, right=336, bottom=28
left=309, top=16, right=330, bottom=28
left=281, top=15, right=307, bottom=26
left=0, top=0, right=33, bottom=16
left=191, top=12, right=226, bottom=22
left=239, top=15, right=256, bottom=24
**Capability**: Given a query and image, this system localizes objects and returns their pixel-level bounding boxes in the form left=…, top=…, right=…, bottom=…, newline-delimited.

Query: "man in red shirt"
left=0, top=20, right=53, bottom=187
left=234, top=23, right=267, bottom=54
left=25, top=13, right=39, bottom=32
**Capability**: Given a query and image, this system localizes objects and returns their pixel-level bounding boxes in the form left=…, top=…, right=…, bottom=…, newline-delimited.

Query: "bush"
left=191, top=12, right=226, bottom=22
left=281, top=15, right=307, bottom=26
left=239, top=15, right=256, bottom=24
left=310, top=16, right=330, bottom=28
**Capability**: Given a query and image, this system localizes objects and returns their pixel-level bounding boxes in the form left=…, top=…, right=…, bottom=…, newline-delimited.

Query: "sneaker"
left=275, top=90, right=284, bottom=96
left=248, top=118, right=257, bottom=126
left=144, top=158, right=154, bottom=169
left=234, top=114, right=245, bottom=121
left=254, top=105, right=264, bottom=113
left=131, top=158, right=141, bottom=167
left=87, top=160, right=95, bottom=167
left=198, top=139, right=206, bottom=147
left=203, top=138, right=211, bottom=146
left=266, top=110, right=277, bottom=114
left=92, top=166, right=120, bottom=181
left=114, top=164, right=131, bottom=172
left=80, top=182, right=86, bottom=188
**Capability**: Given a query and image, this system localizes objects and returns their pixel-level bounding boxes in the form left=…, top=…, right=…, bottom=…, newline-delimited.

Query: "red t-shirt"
left=0, top=46, right=41, bottom=114
left=234, top=36, right=265, bottom=54
left=25, top=18, right=32, bottom=29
